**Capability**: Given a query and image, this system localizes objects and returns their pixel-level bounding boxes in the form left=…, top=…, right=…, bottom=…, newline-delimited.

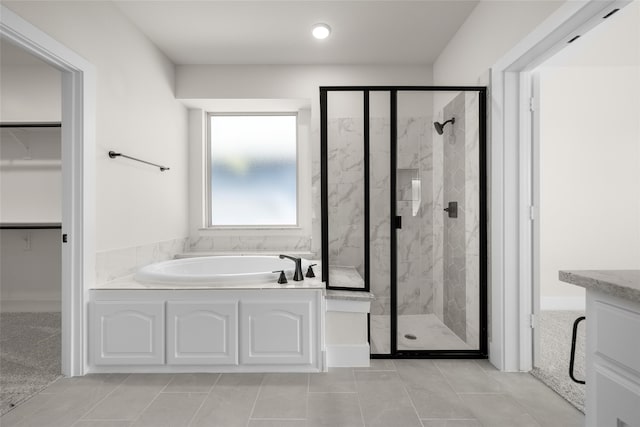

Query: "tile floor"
left=0, top=359, right=584, bottom=427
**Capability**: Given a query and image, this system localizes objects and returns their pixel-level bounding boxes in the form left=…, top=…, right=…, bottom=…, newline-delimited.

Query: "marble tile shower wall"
left=327, top=118, right=365, bottom=276
left=369, top=117, right=391, bottom=315
left=464, top=92, right=481, bottom=349
left=95, top=237, right=189, bottom=284
left=443, top=93, right=467, bottom=342
left=396, top=116, right=434, bottom=316
left=439, top=91, right=481, bottom=349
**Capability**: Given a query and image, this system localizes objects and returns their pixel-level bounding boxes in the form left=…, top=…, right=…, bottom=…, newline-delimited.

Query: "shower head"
left=434, top=118, right=455, bottom=135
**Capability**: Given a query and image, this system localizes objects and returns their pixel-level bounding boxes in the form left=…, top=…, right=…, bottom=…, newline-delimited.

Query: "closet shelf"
left=0, top=222, right=61, bottom=230
left=0, top=122, right=61, bottom=128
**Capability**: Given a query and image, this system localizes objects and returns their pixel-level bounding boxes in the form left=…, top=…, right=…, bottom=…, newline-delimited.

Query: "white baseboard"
left=326, top=344, right=370, bottom=367
left=0, top=299, right=61, bottom=312
left=540, top=296, right=585, bottom=311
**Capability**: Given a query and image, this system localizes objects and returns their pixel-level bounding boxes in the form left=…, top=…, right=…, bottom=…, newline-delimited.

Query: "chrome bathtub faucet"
left=278, top=254, right=304, bottom=281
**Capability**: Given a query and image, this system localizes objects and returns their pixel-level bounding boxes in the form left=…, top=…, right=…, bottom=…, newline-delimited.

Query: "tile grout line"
left=186, top=373, right=222, bottom=427
left=70, top=373, right=132, bottom=426
left=396, top=362, right=427, bottom=426
left=448, top=362, right=544, bottom=427
left=433, top=360, right=476, bottom=407
left=352, top=367, right=367, bottom=427
left=305, top=372, right=310, bottom=421
left=128, top=374, right=176, bottom=426
left=245, top=373, right=267, bottom=427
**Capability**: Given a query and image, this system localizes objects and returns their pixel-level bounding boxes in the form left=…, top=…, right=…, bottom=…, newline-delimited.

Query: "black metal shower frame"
left=320, top=86, right=488, bottom=359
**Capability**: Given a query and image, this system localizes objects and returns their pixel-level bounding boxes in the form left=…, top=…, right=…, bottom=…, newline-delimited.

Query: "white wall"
left=178, top=64, right=432, bottom=255
left=5, top=1, right=190, bottom=253
left=538, top=1, right=640, bottom=310
left=434, top=1, right=563, bottom=85
left=0, top=63, right=61, bottom=122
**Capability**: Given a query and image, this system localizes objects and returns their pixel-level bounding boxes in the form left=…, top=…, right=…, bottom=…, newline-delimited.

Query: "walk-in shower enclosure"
left=321, top=87, right=487, bottom=358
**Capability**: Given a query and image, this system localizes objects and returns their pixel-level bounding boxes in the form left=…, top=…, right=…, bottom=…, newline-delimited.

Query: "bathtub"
left=134, top=255, right=312, bottom=286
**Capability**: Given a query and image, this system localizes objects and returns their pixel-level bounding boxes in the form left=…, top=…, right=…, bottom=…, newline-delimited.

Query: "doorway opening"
left=0, top=5, right=96, bottom=382
left=529, top=1, right=640, bottom=411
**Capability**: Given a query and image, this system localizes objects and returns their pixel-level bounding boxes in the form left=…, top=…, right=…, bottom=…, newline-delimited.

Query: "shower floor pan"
left=370, top=314, right=471, bottom=354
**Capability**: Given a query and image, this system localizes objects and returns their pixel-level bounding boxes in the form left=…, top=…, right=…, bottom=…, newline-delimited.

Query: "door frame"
left=489, top=0, right=631, bottom=371
left=0, top=5, right=95, bottom=376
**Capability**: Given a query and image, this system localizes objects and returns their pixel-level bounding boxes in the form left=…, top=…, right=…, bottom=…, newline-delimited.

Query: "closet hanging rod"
left=108, top=151, right=170, bottom=172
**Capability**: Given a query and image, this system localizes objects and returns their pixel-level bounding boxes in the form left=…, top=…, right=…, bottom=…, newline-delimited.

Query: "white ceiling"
left=113, top=1, right=479, bottom=65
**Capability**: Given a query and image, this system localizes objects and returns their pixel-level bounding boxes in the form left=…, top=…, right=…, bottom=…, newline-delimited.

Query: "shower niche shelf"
left=397, top=168, right=421, bottom=216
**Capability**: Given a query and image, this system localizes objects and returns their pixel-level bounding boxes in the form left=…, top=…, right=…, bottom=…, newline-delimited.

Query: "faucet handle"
left=272, top=270, right=288, bottom=284
left=306, top=264, right=317, bottom=278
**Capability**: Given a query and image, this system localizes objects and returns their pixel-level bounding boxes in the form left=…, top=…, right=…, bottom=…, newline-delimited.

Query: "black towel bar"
left=108, top=151, right=169, bottom=172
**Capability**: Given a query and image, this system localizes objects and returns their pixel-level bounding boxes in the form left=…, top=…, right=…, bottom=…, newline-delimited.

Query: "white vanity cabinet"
left=89, top=289, right=325, bottom=372
left=559, top=270, right=640, bottom=427
left=586, top=290, right=640, bottom=427
left=91, top=301, right=165, bottom=365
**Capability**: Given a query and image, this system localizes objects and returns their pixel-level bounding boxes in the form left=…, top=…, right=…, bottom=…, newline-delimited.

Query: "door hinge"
left=529, top=205, right=535, bottom=220
left=529, top=97, right=536, bottom=112
left=530, top=313, right=536, bottom=328
left=62, top=233, right=68, bottom=243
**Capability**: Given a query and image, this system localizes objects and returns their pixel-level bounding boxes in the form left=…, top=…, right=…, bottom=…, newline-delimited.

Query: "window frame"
left=205, top=111, right=301, bottom=229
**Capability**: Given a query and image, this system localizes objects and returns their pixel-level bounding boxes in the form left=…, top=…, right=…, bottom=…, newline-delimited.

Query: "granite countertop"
left=559, top=270, right=640, bottom=304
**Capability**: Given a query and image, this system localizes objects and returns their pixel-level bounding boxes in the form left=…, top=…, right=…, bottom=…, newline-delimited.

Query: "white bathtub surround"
left=95, top=237, right=189, bottom=284
left=90, top=288, right=324, bottom=373
left=325, top=290, right=373, bottom=367
left=90, top=261, right=370, bottom=372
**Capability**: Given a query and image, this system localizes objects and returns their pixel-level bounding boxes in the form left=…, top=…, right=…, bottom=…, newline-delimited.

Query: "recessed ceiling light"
left=312, top=23, right=331, bottom=40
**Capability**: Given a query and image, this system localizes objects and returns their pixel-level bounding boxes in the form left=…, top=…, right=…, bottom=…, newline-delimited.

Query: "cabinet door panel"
left=241, top=300, right=313, bottom=365
left=595, top=368, right=640, bottom=427
left=91, top=301, right=164, bottom=365
left=595, top=301, right=640, bottom=373
left=167, top=301, right=238, bottom=365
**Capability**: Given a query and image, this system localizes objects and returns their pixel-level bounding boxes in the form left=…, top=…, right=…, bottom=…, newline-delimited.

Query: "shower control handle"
left=444, top=201, right=458, bottom=218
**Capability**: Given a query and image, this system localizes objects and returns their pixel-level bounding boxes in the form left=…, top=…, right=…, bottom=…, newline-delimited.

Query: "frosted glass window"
left=209, top=114, right=297, bottom=226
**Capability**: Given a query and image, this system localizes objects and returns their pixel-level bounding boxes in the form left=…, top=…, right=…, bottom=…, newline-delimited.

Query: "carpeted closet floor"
left=0, top=312, right=61, bottom=415
left=531, top=310, right=586, bottom=413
